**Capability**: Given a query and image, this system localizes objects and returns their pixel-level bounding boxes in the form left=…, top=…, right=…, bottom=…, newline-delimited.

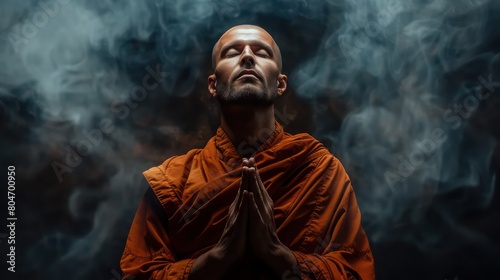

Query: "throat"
left=220, top=105, right=276, bottom=157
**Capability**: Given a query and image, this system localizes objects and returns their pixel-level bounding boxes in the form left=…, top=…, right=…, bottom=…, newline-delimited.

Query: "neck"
left=220, top=104, right=276, bottom=158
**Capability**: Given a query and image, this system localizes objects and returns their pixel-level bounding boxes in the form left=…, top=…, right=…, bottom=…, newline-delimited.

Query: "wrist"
left=211, top=244, right=237, bottom=267
left=264, top=243, right=298, bottom=277
left=190, top=246, right=229, bottom=280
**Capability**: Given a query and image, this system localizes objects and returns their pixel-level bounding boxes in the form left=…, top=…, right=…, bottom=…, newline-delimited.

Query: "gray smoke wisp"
left=0, top=0, right=498, bottom=279
left=292, top=0, right=499, bottom=249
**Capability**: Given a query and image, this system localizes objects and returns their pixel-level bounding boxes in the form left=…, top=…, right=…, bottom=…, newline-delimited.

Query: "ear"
left=277, top=74, right=287, bottom=96
left=208, top=74, right=217, bottom=97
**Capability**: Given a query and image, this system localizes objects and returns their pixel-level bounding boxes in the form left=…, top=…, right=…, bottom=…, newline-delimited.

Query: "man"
left=121, top=25, right=375, bottom=279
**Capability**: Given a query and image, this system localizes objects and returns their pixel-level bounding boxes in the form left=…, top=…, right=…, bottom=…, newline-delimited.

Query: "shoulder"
left=274, top=131, right=332, bottom=163
left=144, top=149, right=202, bottom=183
left=267, top=130, right=349, bottom=186
left=142, top=149, right=203, bottom=208
left=279, top=131, right=351, bottom=181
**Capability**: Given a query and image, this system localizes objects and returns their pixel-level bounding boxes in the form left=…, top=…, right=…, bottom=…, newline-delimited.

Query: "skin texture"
left=207, top=25, right=288, bottom=158
left=189, top=25, right=297, bottom=279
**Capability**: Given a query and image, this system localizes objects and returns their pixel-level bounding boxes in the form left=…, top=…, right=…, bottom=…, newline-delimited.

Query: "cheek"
left=215, top=64, right=234, bottom=81
left=262, top=61, right=279, bottom=74
left=262, top=64, right=280, bottom=83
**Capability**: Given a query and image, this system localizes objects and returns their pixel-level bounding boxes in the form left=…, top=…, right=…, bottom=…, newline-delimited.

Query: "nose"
left=239, top=46, right=255, bottom=67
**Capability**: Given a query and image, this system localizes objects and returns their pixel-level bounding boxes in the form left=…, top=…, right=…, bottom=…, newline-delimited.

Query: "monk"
left=120, top=25, right=375, bottom=279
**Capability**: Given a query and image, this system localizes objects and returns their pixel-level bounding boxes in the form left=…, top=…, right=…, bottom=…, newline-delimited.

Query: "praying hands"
left=189, top=157, right=297, bottom=280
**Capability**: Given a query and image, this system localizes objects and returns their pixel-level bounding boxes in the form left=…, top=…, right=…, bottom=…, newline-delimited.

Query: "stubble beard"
left=216, top=82, right=277, bottom=106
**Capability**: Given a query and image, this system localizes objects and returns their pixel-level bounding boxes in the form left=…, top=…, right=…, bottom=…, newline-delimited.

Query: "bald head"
left=211, top=25, right=283, bottom=71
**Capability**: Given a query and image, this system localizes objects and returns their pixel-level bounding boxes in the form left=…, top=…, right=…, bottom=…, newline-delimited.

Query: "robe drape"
left=121, top=122, right=375, bottom=279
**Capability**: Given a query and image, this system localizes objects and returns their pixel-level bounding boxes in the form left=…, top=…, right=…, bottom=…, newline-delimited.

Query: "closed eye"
left=225, top=49, right=240, bottom=58
left=255, top=49, right=270, bottom=58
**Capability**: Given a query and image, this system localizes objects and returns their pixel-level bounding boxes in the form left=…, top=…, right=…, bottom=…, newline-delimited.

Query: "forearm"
left=290, top=250, right=375, bottom=280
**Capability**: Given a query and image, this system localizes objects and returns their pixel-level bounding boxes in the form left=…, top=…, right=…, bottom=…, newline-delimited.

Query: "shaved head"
left=212, top=25, right=283, bottom=71
left=207, top=24, right=287, bottom=107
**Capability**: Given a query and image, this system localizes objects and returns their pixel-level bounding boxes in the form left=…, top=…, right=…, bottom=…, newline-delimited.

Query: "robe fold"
left=121, top=122, right=375, bottom=280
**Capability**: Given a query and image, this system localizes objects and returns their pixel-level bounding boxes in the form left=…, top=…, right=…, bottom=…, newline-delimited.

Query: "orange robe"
left=121, top=122, right=375, bottom=279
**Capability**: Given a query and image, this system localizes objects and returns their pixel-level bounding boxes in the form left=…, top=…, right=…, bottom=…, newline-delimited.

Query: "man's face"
left=209, top=27, right=285, bottom=105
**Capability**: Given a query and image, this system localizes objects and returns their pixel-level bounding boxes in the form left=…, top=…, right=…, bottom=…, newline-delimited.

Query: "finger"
left=247, top=167, right=268, bottom=221
left=250, top=158, right=272, bottom=204
left=249, top=167, right=264, bottom=202
left=236, top=166, right=248, bottom=205
left=241, top=166, right=249, bottom=189
left=225, top=190, right=247, bottom=238
left=242, top=157, right=249, bottom=167
left=231, top=166, right=249, bottom=215
left=248, top=157, right=255, bottom=168
left=246, top=167, right=259, bottom=198
left=248, top=158, right=264, bottom=197
left=247, top=158, right=273, bottom=222
left=249, top=168, right=277, bottom=230
left=248, top=192, right=264, bottom=225
left=236, top=190, right=249, bottom=227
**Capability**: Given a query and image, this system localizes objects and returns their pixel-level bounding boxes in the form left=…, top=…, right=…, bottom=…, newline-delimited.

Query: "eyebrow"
left=220, top=40, right=274, bottom=58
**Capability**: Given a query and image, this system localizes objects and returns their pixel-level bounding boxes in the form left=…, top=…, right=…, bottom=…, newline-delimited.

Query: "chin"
left=218, top=93, right=274, bottom=106
left=216, top=84, right=277, bottom=105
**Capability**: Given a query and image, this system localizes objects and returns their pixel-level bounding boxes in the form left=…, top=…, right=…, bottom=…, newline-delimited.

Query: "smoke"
left=0, top=0, right=498, bottom=279
left=291, top=0, right=499, bottom=250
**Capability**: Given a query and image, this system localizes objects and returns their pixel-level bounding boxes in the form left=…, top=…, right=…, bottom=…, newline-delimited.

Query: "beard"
left=216, top=81, right=277, bottom=106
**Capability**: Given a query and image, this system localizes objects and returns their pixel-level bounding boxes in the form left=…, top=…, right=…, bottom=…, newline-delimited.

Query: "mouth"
left=236, top=70, right=259, bottom=81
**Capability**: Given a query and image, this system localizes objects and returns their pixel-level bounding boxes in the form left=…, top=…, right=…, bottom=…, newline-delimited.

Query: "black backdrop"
left=1, top=0, right=499, bottom=279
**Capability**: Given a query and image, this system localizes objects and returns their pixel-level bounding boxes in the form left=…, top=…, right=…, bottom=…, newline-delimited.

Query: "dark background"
left=1, top=0, right=499, bottom=279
